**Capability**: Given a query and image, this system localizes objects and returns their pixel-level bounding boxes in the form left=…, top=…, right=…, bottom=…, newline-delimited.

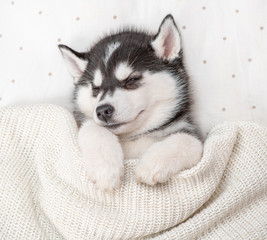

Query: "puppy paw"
left=78, top=120, right=124, bottom=191
left=86, top=160, right=124, bottom=192
left=135, top=155, right=176, bottom=186
left=135, top=133, right=203, bottom=186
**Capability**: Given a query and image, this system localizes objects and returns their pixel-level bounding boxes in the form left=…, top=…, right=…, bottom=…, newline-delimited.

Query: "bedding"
left=0, top=0, right=267, bottom=137
left=0, top=104, right=266, bottom=239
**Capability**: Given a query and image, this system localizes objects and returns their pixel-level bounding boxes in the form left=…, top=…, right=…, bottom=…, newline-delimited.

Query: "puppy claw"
left=152, top=175, right=158, bottom=184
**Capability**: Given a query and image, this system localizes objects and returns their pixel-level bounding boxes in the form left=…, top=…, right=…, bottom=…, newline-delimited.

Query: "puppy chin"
left=98, top=121, right=135, bottom=136
left=92, top=110, right=146, bottom=135
left=92, top=118, right=126, bottom=135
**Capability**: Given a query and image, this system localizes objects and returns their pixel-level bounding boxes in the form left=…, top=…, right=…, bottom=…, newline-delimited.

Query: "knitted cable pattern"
left=0, top=105, right=266, bottom=239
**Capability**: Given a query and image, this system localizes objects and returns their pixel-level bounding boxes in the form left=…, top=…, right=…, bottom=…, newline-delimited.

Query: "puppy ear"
left=151, top=14, right=181, bottom=61
left=58, top=44, right=88, bottom=83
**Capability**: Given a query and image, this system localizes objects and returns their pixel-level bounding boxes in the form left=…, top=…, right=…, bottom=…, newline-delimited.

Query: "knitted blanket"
left=0, top=105, right=266, bottom=240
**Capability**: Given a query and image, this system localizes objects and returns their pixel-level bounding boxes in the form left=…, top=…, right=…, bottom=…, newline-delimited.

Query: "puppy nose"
left=96, top=104, right=114, bottom=122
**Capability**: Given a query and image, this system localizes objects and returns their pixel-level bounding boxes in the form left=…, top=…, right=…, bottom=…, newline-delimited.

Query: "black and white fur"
left=59, top=15, right=203, bottom=191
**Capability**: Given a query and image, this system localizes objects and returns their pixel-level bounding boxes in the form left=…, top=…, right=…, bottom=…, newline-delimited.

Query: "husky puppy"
left=59, top=14, right=203, bottom=191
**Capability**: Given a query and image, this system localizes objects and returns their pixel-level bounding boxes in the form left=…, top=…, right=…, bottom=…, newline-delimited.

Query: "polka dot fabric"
left=0, top=0, right=266, bottom=135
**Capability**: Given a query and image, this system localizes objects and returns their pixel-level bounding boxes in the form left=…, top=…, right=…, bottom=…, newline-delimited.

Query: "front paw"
left=135, top=134, right=203, bottom=186
left=135, top=155, right=175, bottom=186
left=78, top=120, right=124, bottom=191
left=85, top=159, right=124, bottom=192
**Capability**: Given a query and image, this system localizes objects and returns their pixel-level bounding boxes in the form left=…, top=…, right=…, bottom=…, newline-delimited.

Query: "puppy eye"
left=124, top=77, right=141, bottom=89
left=92, top=86, right=100, bottom=96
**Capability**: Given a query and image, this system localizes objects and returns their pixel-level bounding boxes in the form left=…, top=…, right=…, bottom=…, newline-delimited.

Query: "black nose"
left=96, top=104, right=114, bottom=122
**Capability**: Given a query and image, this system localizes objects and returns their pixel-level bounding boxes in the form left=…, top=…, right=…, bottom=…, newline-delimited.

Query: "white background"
left=0, top=0, right=266, bottom=136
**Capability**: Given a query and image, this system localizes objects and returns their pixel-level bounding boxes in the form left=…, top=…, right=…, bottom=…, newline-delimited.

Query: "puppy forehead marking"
left=115, top=62, right=133, bottom=81
left=104, top=42, right=120, bottom=65
left=93, top=69, right=102, bottom=86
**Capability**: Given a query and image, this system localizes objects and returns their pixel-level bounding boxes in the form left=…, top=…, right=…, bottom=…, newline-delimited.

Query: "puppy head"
left=59, top=15, right=187, bottom=137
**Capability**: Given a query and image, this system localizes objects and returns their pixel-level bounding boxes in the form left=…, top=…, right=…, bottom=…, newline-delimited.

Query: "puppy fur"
left=59, top=14, right=203, bottom=191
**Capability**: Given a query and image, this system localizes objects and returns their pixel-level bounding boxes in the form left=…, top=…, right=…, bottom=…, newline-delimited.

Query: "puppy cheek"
left=76, top=86, right=98, bottom=120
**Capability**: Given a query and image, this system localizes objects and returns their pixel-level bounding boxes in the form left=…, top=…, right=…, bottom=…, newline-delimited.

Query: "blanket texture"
left=0, top=105, right=266, bottom=239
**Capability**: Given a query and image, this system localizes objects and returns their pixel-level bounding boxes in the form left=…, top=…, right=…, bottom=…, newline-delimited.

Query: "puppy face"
left=59, top=15, right=187, bottom=137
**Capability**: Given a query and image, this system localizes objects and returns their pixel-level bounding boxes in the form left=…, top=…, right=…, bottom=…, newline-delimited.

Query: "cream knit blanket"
left=0, top=105, right=266, bottom=240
